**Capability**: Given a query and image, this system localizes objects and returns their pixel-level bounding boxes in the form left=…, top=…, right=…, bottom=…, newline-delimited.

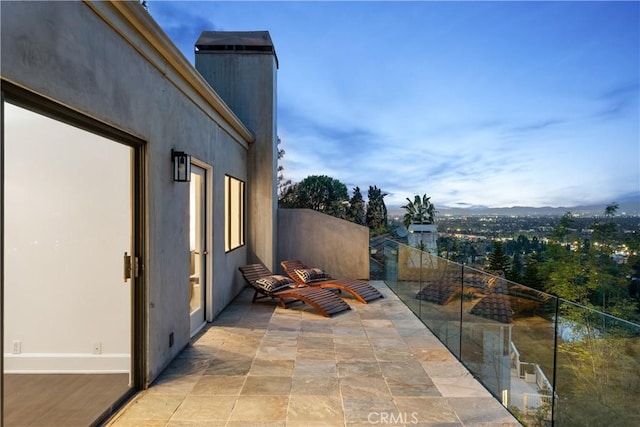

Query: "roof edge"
left=84, top=0, right=255, bottom=145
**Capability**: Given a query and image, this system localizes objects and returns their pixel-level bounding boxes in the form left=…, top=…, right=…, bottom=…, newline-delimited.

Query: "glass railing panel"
left=389, top=241, right=463, bottom=356
left=378, top=239, right=640, bottom=427
left=457, top=265, right=557, bottom=425
left=505, top=283, right=557, bottom=426
left=554, top=300, right=640, bottom=427
left=415, top=256, right=463, bottom=357
left=393, top=244, right=425, bottom=315
left=382, top=239, right=400, bottom=292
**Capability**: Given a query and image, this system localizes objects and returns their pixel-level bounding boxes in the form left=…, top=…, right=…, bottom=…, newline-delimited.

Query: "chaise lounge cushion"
left=255, top=275, right=296, bottom=292
left=294, top=268, right=330, bottom=284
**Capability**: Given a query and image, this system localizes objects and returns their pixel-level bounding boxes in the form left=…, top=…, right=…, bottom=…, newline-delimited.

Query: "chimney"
left=195, top=31, right=279, bottom=271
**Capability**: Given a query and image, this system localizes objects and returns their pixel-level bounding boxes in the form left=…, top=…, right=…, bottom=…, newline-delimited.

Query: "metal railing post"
left=551, top=297, right=559, bottom=426
left=459, top=263, right=465, bottom=358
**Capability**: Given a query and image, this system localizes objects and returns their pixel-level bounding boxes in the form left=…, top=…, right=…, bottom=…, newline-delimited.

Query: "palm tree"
left=401, top=194, right=436, bottom=228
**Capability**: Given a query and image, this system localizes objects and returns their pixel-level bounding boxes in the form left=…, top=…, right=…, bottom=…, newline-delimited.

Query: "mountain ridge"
left=388, top=193, right=640, bottom=217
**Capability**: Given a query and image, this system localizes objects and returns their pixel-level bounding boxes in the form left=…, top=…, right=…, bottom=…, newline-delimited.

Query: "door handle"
left=124, top=252, right=131, bottom=282
left=124, top=252, right=139, bottom=281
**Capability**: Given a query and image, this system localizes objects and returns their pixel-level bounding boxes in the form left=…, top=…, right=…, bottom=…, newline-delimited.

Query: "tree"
left=516, top=234, right=531, bottom=254
left=346, top=186, right=366, bottom=225
left=522, top=256, right=543, bottom=290
left=366, top=185, right=388, bottom=235
left=506, top=252, right=522, bottom=283
left=401, top=194, right=436, bottom=228
left=278, top=175, right=348, bottom=218
left=488, top=241, right=510, bottom=273
left=592, top=202, right=619, bottom=253
left=552, top=211, right=575, bottom=243
left=276, top=137, right=291, bottom=198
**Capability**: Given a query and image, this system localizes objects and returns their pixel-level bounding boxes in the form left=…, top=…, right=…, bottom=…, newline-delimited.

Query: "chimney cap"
left=195, top=31, right=278, bottom=67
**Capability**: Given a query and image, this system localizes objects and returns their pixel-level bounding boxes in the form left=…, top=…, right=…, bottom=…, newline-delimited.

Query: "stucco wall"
left=196, top=50, right=278, bottom=272
left=1, top=1, right=255, bottom=384
left=277, top=209, right=369, bottom=280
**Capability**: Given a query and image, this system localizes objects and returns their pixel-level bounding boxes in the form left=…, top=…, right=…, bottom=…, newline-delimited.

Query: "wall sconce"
left=172, top=149, right=191, bottom=182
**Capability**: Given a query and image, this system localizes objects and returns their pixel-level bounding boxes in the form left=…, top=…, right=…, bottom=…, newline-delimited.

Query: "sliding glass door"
left=2, top=101, right=135, bottom=426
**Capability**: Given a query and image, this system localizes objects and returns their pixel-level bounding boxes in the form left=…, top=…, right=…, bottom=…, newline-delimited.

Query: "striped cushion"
left=255, top=275, right=295, bottom=292
left=294, top=268, right=330, bottom=283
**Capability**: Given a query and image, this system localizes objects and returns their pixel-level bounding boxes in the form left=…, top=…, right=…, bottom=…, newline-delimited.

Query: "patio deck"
left=106, top=281, right=521, bottom=426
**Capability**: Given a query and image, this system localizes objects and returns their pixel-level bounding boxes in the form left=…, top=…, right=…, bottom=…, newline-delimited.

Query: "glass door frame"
left=0, top=81, right=147, bottom=423
left=189, top=159, right=212, bottom=336
left=189, top=163, right=205, bottom=335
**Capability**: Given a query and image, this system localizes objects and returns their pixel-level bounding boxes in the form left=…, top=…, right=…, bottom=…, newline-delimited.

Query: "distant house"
left=408, top=223, right=438, bottom=254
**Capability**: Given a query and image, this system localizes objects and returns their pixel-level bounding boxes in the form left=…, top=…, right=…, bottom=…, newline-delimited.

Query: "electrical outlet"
left=12, top=340, right=21, bottom=354
left=93, top=342, right=102, bottom=354
left=169, top=332, right=174, bottom=348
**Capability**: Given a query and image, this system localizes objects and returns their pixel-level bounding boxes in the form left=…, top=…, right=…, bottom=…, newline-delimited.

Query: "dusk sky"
left=150, top=1, right=639, bottom=209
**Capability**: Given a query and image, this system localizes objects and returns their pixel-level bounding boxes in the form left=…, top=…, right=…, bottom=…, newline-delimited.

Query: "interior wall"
left=3, top=103, right=131, bottom=372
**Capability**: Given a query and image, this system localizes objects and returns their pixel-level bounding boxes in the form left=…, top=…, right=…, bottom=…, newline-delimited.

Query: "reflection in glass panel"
left=2, top=102, right=132, bottom=425
left=459, top=266, right=557, bottom=424
left=413, top=254, right=463, bottom=356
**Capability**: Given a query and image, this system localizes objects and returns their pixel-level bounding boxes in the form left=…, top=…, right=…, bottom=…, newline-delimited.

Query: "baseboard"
left=3, top=352, right=130, bottom=374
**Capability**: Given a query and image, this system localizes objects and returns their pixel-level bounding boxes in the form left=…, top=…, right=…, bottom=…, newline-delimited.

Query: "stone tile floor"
left=106, top=281, right=521, bottom=426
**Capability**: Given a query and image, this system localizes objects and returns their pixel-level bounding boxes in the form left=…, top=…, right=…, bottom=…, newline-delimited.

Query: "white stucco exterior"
left=408, top=223, right=438, bottom=254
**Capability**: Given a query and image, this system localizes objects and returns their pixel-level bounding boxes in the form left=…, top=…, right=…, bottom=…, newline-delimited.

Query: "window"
left=225, top=175, right=245, bottom=251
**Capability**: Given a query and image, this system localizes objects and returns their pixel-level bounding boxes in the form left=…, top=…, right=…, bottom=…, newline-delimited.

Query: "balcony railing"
left=376, top=239, right=640, bottom=427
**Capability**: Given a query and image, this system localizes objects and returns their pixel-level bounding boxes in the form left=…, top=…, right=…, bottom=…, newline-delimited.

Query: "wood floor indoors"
left=3, top=373, right=129, bottom=427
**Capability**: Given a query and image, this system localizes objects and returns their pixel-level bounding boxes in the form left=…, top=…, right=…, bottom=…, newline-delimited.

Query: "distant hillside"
left=388, top=193, right=640, bottom=217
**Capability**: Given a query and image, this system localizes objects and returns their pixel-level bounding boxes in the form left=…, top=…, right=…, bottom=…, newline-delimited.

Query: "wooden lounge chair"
left=280, top=260, right=384, bottom=304
left=239, top=263, right=350, bottom=317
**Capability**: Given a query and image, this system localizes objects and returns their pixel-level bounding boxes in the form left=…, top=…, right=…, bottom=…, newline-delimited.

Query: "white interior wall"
left=3, top=103, right=131, bottom=373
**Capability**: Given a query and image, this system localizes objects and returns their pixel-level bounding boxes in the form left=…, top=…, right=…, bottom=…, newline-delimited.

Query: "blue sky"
left=149, top=1, right=639, bottom=209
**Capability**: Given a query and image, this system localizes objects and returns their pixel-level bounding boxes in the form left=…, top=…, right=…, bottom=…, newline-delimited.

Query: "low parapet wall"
left=277, top=209, right=369, bottom=279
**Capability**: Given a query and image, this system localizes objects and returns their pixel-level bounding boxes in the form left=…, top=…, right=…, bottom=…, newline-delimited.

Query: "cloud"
left=593, top=82, right=640, bottom=120
left=509, top=118, right=567, bottom=133
left=149, top=2, right=220, bottom=62
left=150, top=1, right=639, bottom=209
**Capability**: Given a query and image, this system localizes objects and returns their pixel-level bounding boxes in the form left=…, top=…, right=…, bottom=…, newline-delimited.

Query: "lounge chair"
left=280, top=260, right=384, bottom=304
left=239, top=263, right=350, bottom=317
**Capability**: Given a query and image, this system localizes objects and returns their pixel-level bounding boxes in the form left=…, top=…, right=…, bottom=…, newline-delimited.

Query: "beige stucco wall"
left=1, top=1, right=261, bottom=385
left=277, top=209, right=369, bottom=280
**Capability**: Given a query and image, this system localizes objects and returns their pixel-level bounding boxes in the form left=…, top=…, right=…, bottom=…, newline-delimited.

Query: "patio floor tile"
left=290, top=376, right=340, bottom=396
left=228, top=395, right=289, bottom=421
left=170, top=395, right=236, bottom=422
left=339, top=377, right=390, bottom=397
left=241, top=375, right=292, bottom=395
left=287, top=395, right=344, bottom=423
left=190, top=375, right=245, bottom=395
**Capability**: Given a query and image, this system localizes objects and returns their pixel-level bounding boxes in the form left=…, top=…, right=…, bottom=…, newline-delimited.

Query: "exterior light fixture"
left=172, top=149, right=191, bottom=182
